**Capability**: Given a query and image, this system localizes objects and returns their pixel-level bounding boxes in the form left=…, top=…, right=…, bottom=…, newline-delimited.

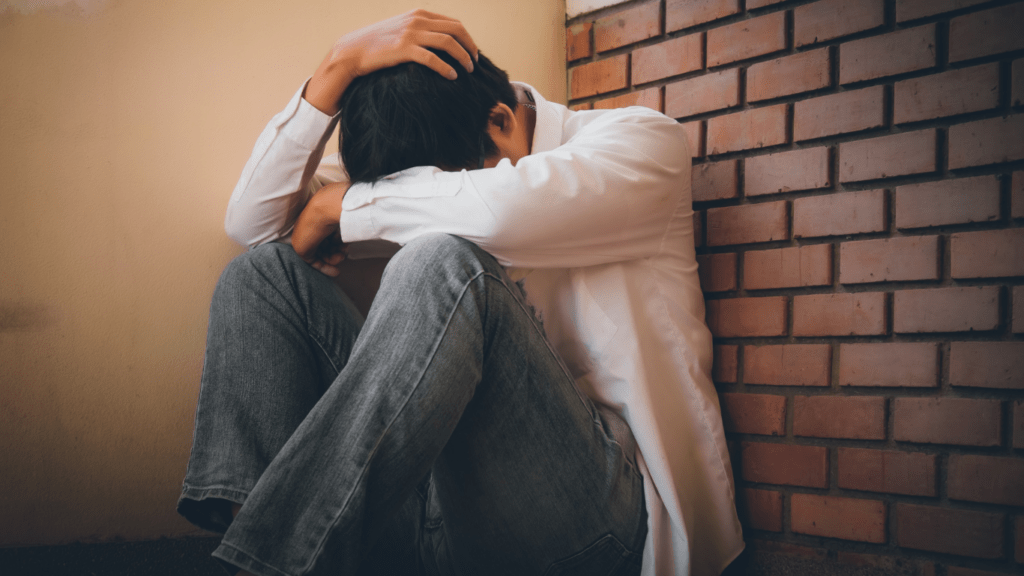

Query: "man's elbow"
left=224, top=211, right=264, bottom=249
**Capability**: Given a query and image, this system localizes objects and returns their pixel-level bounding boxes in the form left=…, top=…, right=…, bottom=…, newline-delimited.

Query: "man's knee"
left=390, top=234, right=488, bottom=269
left=218, top=242, right=302, bottom=290
left=384, top=234, right=496, bottom=285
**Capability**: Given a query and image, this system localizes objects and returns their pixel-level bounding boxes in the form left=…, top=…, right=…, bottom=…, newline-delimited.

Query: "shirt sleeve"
left=339, top=106, right=692, bottom=268
left=224, top=81, right=345, bottom=248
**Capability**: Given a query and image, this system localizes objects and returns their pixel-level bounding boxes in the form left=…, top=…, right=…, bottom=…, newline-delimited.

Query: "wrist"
left=305, top=55, right=356, bottom=116
left=313, top=183, right=348, bottom=223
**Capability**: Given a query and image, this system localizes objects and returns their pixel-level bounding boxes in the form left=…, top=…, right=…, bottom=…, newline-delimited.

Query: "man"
left=179, top=10, right=743, bottom=576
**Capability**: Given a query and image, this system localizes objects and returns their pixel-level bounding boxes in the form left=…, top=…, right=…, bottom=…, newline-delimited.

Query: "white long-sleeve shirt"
left=226, top=81, right=744, bottom=576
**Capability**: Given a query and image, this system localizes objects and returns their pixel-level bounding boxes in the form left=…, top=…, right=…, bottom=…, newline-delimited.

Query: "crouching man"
left=178, top=10, right=742, bottom=576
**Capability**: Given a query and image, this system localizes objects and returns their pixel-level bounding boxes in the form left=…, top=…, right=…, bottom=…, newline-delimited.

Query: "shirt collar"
left=513, top=81, right=561, bottom=155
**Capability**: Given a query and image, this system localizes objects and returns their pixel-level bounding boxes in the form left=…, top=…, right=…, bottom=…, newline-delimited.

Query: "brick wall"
left=566, top=0, right=1023, bottom=574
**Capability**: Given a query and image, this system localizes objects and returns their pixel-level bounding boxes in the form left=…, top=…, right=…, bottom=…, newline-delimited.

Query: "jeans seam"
left=181, top=484, right=250, bottom=499
left=484, top=272, right=596, bottom=416
left=303, top=268, right=487, bottom=574
left=307, top=333, right=341, bottom=374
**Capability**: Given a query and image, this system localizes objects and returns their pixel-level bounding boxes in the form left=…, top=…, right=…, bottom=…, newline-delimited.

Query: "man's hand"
left=292, top=182, right=351, bottom=277
left=305, top=9, right=480, bottom=116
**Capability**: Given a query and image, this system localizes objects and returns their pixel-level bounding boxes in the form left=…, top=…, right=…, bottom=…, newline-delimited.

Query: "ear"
left=487, top=102, right=517, bottom=136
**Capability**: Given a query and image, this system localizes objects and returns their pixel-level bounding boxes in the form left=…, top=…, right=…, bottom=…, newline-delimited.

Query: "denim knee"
left=384, top=234, right=497, bottom=282
left=217, top=242, right=301, bottom=288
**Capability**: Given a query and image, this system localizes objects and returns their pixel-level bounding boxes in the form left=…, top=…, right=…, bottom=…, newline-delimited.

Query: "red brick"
left=744, top=344, right=831, bottom=387
left=793, top=292, right=886, bottom=336
left=593, top=87, right=662, bottom=112
left=898, top=504, right=1004, bottom=558
left=791, top=494, right=886, bottom=543
left=721, top=392, right=786, bottom=435
left=895, top=64, right=1000, bottom=124
left=692, top=159, right=738, bottom=202
left=679, top=120, right=704, bottom=156
left=894, top=286, right=1000, bottom=333
left=896, top=0, right=989, bottom=22
left=694, top=210, right=704, bottom=247
left=570, top=55, right=628, bottom=99
left=740, top=488, right=782, bottom=532
left=895, top=176, right=1001, bottom=229
left=748, top=48, right=831, bottom=102
left=949, top=454, right=1024, bottom=506
left=840, top=130, right=937, bottom=182
left=666, top=0, right=740, bottom=33
left=793, top=189, right=886, bottom=238
left=706, top=296, right=787, bottom=337
left=569, top=103, right=593, bottom=111
left=707, top=201, right=788, bottom=246
left=795, top=0, right=885, bottom=48
left=739, top=442, right=828, bottom=487
left=594, top=1, right=661, bottom=53
left=707, top=11, right=786, bottom=67
left=839, top=342, right=938, bottom=388
left=746, top=147, right=831, bottom=196
left=950, top=342, right=1024, bottom=389
left=1014, top=171, right=1024, bottom=219
left=840, top=25, right=936, bottom=84
left=794, top=395, right=885, bottom=440
left=707, top=104, right=788, bottom=154
left=949, top=114, right=1024, bottom=169
left=953, top=229, right=1024, bottom=279
left=566, top=22, right=592, bottom=62
left=795, top=86, right=885, bottom=141
left=697, top=252, right=738, bottom=292
left=893, top=397, right=1001, bottom=446
left=949, top=3, right=1024, bottom=63
left=1014, top=59, right=1023, bottom=108
left=840, top=236, right=940, bottom=284
left=682, top=121, right=703, bottom=158
left=746, top=0, right=786, bottom=8
left=744, top=244, right=833, bottom=290
left=1016, top=286, right=1024, bottom=334
left=665, top=69, right=740, bottom=119
left=1016, top=401, right=1024, bottom=448
left=632, top=35, right=702, bottom=85
left=713, top=344, right=738, bottom=383
left=838, top=448, right=937, bottom=496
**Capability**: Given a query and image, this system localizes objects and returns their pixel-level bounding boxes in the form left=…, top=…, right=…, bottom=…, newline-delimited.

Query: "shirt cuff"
left=280, top=80, right=339, bottom=150
left=340, top=184, right=377, bottom=243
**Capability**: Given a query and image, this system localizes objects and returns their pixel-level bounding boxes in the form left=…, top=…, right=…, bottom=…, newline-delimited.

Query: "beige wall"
left=0, top=0, right=565, bottom=547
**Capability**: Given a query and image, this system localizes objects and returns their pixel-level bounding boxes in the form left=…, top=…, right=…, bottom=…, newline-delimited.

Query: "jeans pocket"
left=542, top=533, right=643, bottom=576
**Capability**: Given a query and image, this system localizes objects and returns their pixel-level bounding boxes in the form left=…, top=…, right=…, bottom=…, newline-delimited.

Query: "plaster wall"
left=0, top=0, right=565, bottom=546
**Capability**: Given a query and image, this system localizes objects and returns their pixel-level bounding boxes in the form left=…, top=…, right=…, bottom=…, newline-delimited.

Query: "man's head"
left=339, top=50, right=524, bottom=183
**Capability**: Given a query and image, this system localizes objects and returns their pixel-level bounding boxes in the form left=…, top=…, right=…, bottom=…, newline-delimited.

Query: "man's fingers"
left=422, top=18, right=479, bottom=62
left=322, top=250, right=345, bottom=266
left=412, top=47, right=460, bottom=80
left=417, top=31, right=474, bottom=75
left=311, top=261, right=341, bottom=277
left=409, top=8, right=480, bottom=59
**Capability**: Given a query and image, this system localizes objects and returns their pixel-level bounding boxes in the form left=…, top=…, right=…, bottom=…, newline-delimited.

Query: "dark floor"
left=0, top=537, right=224, bottom=576
left=0, top=538, right=938, bottom=576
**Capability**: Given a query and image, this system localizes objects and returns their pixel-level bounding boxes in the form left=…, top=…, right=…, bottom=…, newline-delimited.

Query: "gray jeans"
left=178, top=235, right=646, bottom=576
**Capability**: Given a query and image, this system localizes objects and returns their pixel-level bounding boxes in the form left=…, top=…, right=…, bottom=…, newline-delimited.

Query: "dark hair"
left=339, top=50, right=518, bottom=184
